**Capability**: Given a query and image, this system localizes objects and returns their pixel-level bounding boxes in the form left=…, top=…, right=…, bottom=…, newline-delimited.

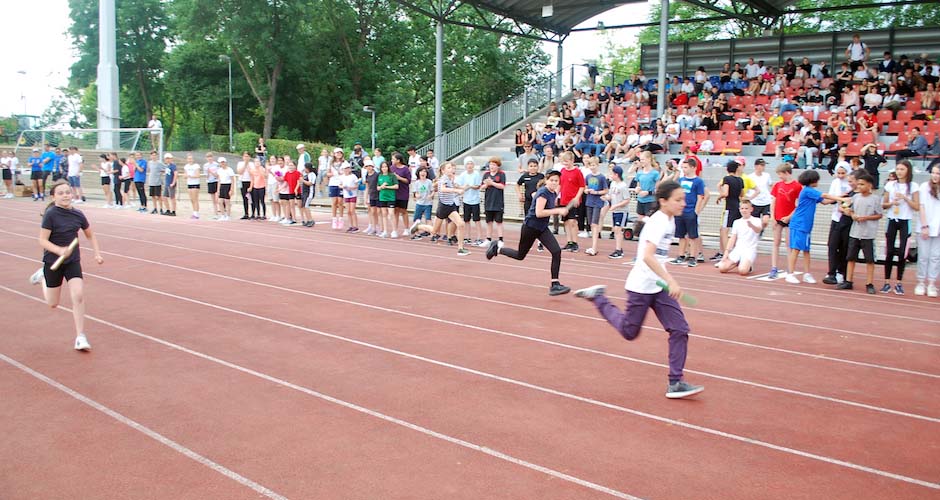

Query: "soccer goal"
left=14, top=128, right=163, bottom=157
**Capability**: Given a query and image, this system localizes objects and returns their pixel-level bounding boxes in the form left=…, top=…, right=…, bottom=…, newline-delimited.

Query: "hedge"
left=210, top=133, right=336, bottom=159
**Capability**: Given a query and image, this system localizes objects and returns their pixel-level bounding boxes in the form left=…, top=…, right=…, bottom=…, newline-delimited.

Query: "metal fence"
left=418, top=65, right=591, bottom=159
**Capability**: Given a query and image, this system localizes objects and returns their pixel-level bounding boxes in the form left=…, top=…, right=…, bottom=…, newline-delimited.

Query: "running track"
left=1, top=201, right=938, bottom=500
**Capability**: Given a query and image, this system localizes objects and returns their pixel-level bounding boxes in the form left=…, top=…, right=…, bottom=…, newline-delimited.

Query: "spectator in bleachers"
left=634, top=87, right=650, bottom=107
left=518, top=144, right=539, bottom=173
left=835, top=62, right=853, bottom=93
left=795, top=57, right=811, bottom=80
left=857, top=113, right=878, bottom=134
left=611, top=85, right=625, bottom=107
left=546, top=110, right=561, bottom=128
left=803, top=86, right=824, bottom=120
left=513, top=129, right=525, bottom=157
left=783, top=58, right=797, bottom=81
left=811, top=60, right=830, bottom=80
left=820, top=128, right=841, bottom=174
left=798, top=122, right=821, bottom=169
left=745, top=57, right=760, bottom=80
left=694, top=66, right=708, bottom=94
left=719, top=63, right=732, bottom=84
left=540, top=144, right=558, bottom=171
left=921, top=82, right=938, bottom=114
left=878, top=51, right=898, bottom=77
left=846, top=33, right=871, bottom=72
left=894, top=127, right=929, bottom=162
left=862, top=86, right=884, bottom=113
left=922, top=58, right=939, bottom=85
left=882, top=84, right=905, bottom=115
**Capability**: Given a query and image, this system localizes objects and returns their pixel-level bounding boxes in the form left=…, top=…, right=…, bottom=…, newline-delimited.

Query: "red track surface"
left=1, top=201, right=938, bottom=500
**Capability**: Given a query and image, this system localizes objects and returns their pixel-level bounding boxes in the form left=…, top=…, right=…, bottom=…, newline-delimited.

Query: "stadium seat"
left=739, top=130, right=755, bottom=144
left=820, top=78, right=833, bottom=89
left=818, top=110, right=831, bottom=122
left=782, top=110, right=795, bottom=123
left=725, top=131, right=740, bottom=142
left=694, top=130, right=708, bottom=142
left=908, top=119, right=925, bottom=132
left=905, top=100, right=922, bottom=112
left=789, top=79, right=803, bottom=89
left=762, top=140, right=778, bottom=155
left=886, top=120, right=905, bottom=135
left=709, top=130, right=723, bottom=142
left=887, top=140, right=906, bottom=153
left=755, top=95, right=770, bottom=106
left=844, top=142, right=862, bottom=156
left=927, top=120, right=940, bottom=135
left=837, top=130, right=853, bottom=145
left=876, top=109, right=893, bottom=125
left=721, top=120, right=737, bottom=132
left=857, top=131, right=875, bottom=145
left=897, top=110, right=914, bottom=122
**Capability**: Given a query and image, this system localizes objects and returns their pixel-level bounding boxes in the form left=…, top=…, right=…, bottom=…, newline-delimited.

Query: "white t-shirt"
left=884, top=181, right=919, bottom=221
left=67, top=153, right=83, bottom=177
left=847, top=42, right=866, bottom=61
left=828, top=177, right=852, bottom=222
left=745, top=63, right=760, bottom=79
left=1, top=157, right=9, bottom=170
left=327, top=161, right=348, bottom=187
left=608, top=180, right=629, bottom=214
left=99, top=161, right=111, bottom=178
left=121, top=163, right=131, bottom=179
left=267, top=165, right=282, bottom=185
left=148, top=119, right=162, bottom=130
left=184, top=163, right=201, bottom=186
left=625, top=210, right=674, bottom=294
left=217, top=166, right=235, bottom=185
left=204, top=162, right=219, bottom=183
left=407, top=153, right=420, bottom=169
left=918, top=184, right=940, bottom=237
left=340, top=173, right=359, bottom=198
left=305, top=171, right=318, bottom=188
left=428, top=156, right=439, bottom=173
left=237, top=161, right=251, bottom=181
left=730, top=216, right=761, bottom=256
left=8, top=156, right=18, bottom=173
left=748, top=171, right=772, bottom=206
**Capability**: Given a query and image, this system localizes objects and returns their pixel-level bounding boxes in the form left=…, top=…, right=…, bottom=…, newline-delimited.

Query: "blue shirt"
left=524, top=186, right=556, bottom=231
left=165, top=163, right=177, bottom=186
left=457, top=171, right=482, bottom=205
left=584, top=173, right=608, bottom=208
left=29, top=157, right=42, bottom=172
left=635, top=170, right=660, bottom=203
left=789, top=185, right=823, bottom=233
left=679, top=176, right=705, bottom=214
left=40, top=151, right=56, bottom=172
left=134, top=159, right=147, bottom=182
left=580, top=125, right=595, bottom=142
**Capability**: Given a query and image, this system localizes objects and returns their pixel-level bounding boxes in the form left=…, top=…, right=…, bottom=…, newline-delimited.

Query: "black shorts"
left=752, top=204, right=770, bottom=218
left=775, top=219, right=789, bottom=228
left=30, top=171, right=43, bottom=180
left=2, top=169, right=11, bottom=180
left=636, top=201, right=653, bottom=216
left=101, top=177, right=111, bottom=186
left=44, top=260, right=82, bottom=288
left=563, top=205, right=579, bottom=221
left=437, top=203, right=459, bottom=219
left=279, top=193, right=295, bottom=201
left=485, top=210, right=504, bottom=223
left=368, top=197, right=379, bottom=207
left=394, top=199, right=409, bottom=209
left=219, top=184, right=232, bottom=199
left=149, top=185, right=162, bottom=197
left=207, top=181, right=219, bottom=194
left=463, top=203, right=481, bottom=222
left=378, top=200, right=394, bottom=208
left=847, top=237, right=875, bottom=263
left=723, top=205, right=742, bottom=228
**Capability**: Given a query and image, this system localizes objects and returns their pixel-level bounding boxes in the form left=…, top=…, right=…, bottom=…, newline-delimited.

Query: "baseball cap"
left=333, top=147, right=343, bottom=154
left=363, top=159, right=374, bottom=167
left=31, top=148, right=39, bottom=152
left=218, top=157, right=227, bottom=163
left=342, top=163, right=352, bottom=169
left=611, top=166, right=624, bottom=177
left=754, top=158, right=766, bottom=165
left=734, top=156, right=747, bottom=166
left=463, top=156, right=475, bottom=165
left=163, top=153, right=173, bottom=159
left=296, top=143, right=305, bottom=150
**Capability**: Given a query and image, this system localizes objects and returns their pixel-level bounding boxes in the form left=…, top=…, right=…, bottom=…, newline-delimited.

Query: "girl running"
left=484, top=170, right=570, bottom=295
left=183, top=154, right=201, bottom=219
left=574, top=180, right=705, bottom=399
left=409, top=161, right=470, bottom=256
left=29, top=180, right=104, bottom=351
left=881, top=160, right=919, bottom=295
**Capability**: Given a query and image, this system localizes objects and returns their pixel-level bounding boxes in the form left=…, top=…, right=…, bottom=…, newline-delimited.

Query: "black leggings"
left=241, top=181, right=251, bottom=215
left=499, top=225, right=562, bottom=281
left=134, top=181, right=147, bottom=207
left=250, top=187, right=266, bottom=217
left=827, top=220, right=851, bottom=277
left=884, top=218, right=910, bottom=280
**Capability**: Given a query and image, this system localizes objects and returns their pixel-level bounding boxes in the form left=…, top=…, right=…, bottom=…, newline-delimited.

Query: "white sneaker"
left=835, top=272, right=844, bottom=284
left=29, top=268, right=43, bottom=285
left=914, top=283, right=926, bottom=296
left=390, top=231, right=398, bottom=239
left=584, top=248, right=597, bottom=256
left=476, top=240, right=490, bottom=247
left=802, top=273, right=816, bottom=284
left=74, top=335, right=91, bottom=351
left=278, top=218, right=290, bottom=225
left=574, top=284, right=606, bottom=299
left=378, top=231, right=388, bottom=238
left=929, top=285, right=939, bottom=298
left=577, top=231, right=589, bottom=238
left=4, top=193, right=14, bottom=198
left=785, top=274, right=800, bottom=284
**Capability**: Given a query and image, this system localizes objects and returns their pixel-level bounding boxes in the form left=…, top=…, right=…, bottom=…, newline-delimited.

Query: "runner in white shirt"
left=216, top=157, right=235, bottom=221
left=183, top=154, right=202, bottom=219
left=66, top=147, right=84, bottom=203
left=717, top=200, right=763, bottom=275
left=574, top=180, right=704, bottom=399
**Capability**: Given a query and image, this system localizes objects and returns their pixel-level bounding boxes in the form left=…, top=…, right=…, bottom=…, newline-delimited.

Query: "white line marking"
left=0, top=352, right=288, bottom=500
left=0, top=286, right=643, bottom=500
left=2, top=282, right=936, bottom=491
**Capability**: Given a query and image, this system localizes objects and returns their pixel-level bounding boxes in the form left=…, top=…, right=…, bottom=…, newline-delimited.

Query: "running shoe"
left=456, top=248, right=471, bottom=256
left=568, top=243, right=579, bottom=253
left=409, top=220, right=421, bottom=236
left=666, top=380, right=704, bottom=399
left=836, top=281, right=853, bottom=290
left=785, top=274, right=800, bottom=284
left=686, top=256, right=697, bottom=268
left=240, top=215, right=250, bottom=220
left=803, top=273, right=817, bottom=284
left=548, top=283, right=571, bottom=296
left=866, top=283, right=876, bottom=294
left=879, top=283, right=891, bottom=293
left=584, top=248, right=597, bottom=256
left=537, top=243, right=544, bottom=253
left=608, top=249, right=623, bottom=259
left=894, top=283, right=904, bottom=295
left=574, top=284, right=606, bottom=299
left=577, top=231, right=589, bottom=238
left=486, top=240, right=499, bottom=260
left=669, top=256, right=688, bottom=265
left=29, top=268, right=43, bottom=286
left=914, top=283, right=926, bottom=296
left=476, top=239, right=490, bottom=247
left=378, top=231, right=388, bottom=238
left=390, top=231, right=398, bottom=239
left=768, top=267, right=779, bottom=279
left=430, top=235, right=440, bottom=243
left=74, top=334, right=91, bottom=351
left=709, top=252, right=724, bottom=261
left=928, top=285, right=939, bottom=297
left=822, top=275, right=837, bottom=285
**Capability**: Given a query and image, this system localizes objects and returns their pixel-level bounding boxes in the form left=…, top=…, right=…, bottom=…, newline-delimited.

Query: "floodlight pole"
left=97, top=0, right=120, bottom=149
left=219, top=55, right=233, bottom=152
left=556, top=43, right=563, bottom=99
left=434, top=20, right=444, bottom=157
left=656, top=0, right=669, bottom=120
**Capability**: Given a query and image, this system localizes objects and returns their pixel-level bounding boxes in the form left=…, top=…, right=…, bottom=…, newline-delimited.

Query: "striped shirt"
left=438, top=176, right=457, bottom=206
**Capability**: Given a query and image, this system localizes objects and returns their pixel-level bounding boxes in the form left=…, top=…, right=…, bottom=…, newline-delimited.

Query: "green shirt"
left=378, top=173, right=398, bottom=202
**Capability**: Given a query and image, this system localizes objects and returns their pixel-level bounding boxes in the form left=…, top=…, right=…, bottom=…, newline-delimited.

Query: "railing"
left=418, top=65, right=592, bottom=159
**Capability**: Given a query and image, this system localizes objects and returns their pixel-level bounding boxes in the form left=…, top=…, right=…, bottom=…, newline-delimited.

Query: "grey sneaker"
left=574, top=285, right=606, bottom=299
left=29, top=268, right=43, bottom=286
left=666, top=380, right=704, bottom=399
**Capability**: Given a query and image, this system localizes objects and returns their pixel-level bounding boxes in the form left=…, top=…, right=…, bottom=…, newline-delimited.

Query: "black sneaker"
left=686, top=256, right=697, bottom=267
left=822, top=275, right=837, bottom=285
left=537, top=243, right=544, bottom=252
left=548, top=283, right=571, bottom=296
left=709, top=252, right=723, bottom=261
left=836, top=281, right=853, bottom=290
left=866, top=283, right=876, bottom=294
left=669, top=256, right=688, bottom=265
left=151, top=209, right=158, bottom=214
left=486, top=240, right=499, bottom=260
left=240, top=215, right=250, bottom=220
left=608, top=232, right=615, bottom=239
left=568, top=243, right=579, bottom=253
left=608, top=249, right=623, bottom=259
left=430, top=235, right=440, bottom=243
left=448, top=236, right=457, bottom=246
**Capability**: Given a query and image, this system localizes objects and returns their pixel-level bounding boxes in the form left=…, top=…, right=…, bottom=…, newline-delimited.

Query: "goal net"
left=14, top=128, right=163, bottom=157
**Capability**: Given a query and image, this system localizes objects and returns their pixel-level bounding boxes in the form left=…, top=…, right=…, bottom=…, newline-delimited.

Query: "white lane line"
left=0, top=352, right=288, bottom=500
left=6, top=229, right=932, bottom=380
left=51, top=223, right=938, bottom=349
left=2, top=280, right=937, bottom=492
left=0, top=286, right=643, bottom=500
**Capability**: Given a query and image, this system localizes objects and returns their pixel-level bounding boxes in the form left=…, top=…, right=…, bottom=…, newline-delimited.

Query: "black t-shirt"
left=365, top=171, right=379, bottom=199
left=722, top=175, right=744, bottom=211
left=482, top=171, right=506, bottom=211
left=611, top=91, right=624, bottom=102
left=525, top=186, right=556, bottom=231
left=41, top=205, right=88, bottom=265
left=517, top=172, right=545, bottom=201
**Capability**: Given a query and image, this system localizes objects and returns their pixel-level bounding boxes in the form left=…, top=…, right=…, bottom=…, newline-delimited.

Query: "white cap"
left=164, top=153, right=173, bottom=159
left=463, top=156, right=475, bottom=165
left=363, top=159, right=374, bottom=167
left=333, top=147, right=343, bottom=154
left=218, top=157, right=227, bottom=163
left=296, top=143, right=305, bottom=150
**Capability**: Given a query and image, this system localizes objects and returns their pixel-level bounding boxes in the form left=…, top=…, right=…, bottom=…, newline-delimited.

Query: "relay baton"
left=50, top=238, right=79, bottom=271
left=656, top=279, right=697, bottom=306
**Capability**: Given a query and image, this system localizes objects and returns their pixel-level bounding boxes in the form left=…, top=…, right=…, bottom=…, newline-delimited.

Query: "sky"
left=0, top=1, right=648, bottom=118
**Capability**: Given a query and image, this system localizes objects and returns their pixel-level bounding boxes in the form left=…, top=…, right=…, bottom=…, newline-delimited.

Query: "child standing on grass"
left=583, top=157, right=609, bottom=256
left=915, top=164, right=940, bottom=297
left=782, top=170, right=844, bottom=284
left=769, top=163, right=802, bottom=278
left=574, top=180, right=704, bottom=399
left=29, top=180, right=104, bottom=351
left=837, top=173, right=884, bottom=294
left=605, top=165, right=630, bottom=259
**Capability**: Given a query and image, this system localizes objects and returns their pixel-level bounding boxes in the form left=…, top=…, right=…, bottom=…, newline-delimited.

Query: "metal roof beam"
left=679, top=0, right=770, bottom=27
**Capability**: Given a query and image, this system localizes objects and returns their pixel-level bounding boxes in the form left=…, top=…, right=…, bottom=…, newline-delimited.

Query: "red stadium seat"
left=837, top=130, right=853, bottom=145
left=844, top=142, right=862, bottom=156
left=762, top=140, right=778, bottom=155
left=739, top=130, right=755, bottom=144
left=897, top=110, right=913, bottom=122
left=857, top=131, right=875, bottom=145
left=886, top=120, right=904, bottom=135
left=875, top=109, right=893, bottom=125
